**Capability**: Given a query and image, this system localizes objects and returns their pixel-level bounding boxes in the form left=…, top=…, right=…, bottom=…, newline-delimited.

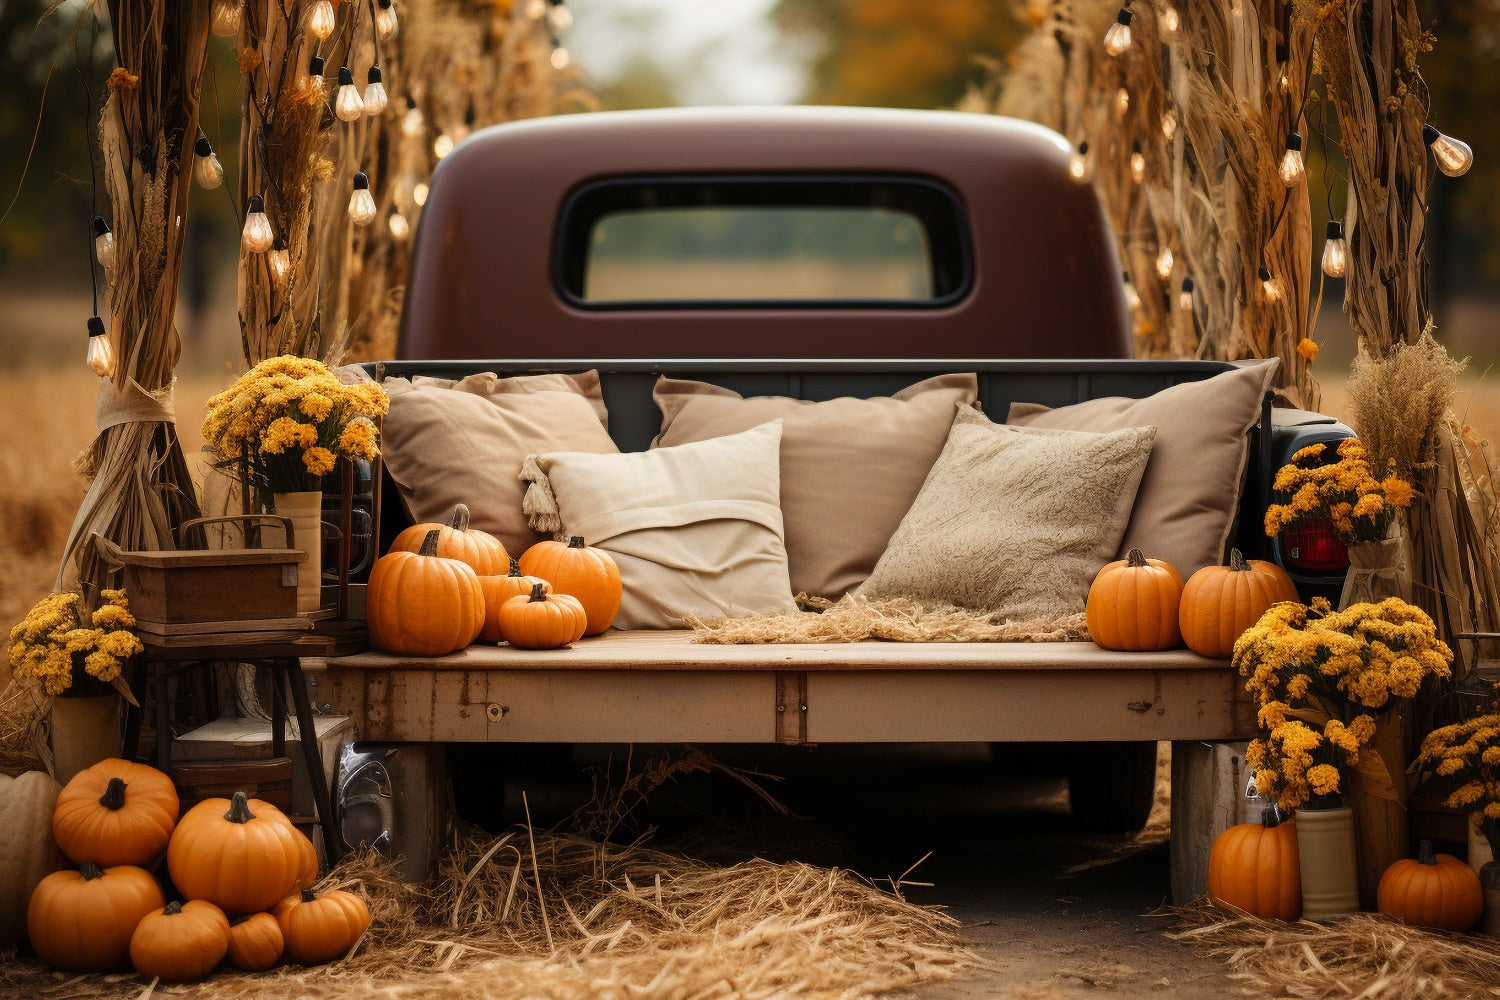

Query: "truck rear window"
left=555, top=176, right=971, bottom=308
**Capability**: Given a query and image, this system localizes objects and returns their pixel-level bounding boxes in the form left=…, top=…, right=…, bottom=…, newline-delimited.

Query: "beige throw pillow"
left=522, top=421, right=797, bottom=629
left=1007, top=359, right=1279, bottom=579
left=380, top=371, right=617, bottom=557
left=653, top=373, right=979, bottom=599
left=858, top=407, right=1155, bottom=619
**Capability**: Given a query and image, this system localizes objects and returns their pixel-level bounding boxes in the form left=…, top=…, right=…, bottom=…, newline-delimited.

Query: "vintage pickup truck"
left=315, top=106, right=1352, bottom=884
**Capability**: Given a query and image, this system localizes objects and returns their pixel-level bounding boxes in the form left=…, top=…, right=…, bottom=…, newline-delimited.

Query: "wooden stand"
left=1170, top=740, right=1258, bottom=903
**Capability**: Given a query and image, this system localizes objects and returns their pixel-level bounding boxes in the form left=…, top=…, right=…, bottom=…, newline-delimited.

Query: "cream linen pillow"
left=653, top=373, right=979, bottom=599
left=1007, top=359, right=1279, bottom=578
left=380, top=371, right=617, bottom=557
left=522, top=421, right=797, bottom=629
left=858, top=407, right=1156, bottom=619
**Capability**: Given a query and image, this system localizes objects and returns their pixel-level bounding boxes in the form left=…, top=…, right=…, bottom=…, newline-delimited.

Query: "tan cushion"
left=523, top=421, right=797, bottom=629
left=1006, top=359, right=1278, bottom=579
left=858, top=407, right=1155, bottom=619
left=653, top=373, right=979, bottom=598
left=380, top=371, right=617, bottom=557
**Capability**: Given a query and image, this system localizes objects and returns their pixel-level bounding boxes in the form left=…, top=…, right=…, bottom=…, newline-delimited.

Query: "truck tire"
left=1066, top=741, right=1158, bottom=833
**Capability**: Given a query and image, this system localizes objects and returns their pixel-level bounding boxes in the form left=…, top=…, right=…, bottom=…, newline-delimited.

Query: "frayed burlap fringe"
left=689, top=593, right=1089, bottom=644
left=0, top=821, right=977, bottom=999
left=1168, top=899, right=1500, bottom=999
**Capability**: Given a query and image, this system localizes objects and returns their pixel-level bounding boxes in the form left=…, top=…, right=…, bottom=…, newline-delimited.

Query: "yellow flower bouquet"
left=1416, top=714, right=1500, bottom=866
left=1263, top=439, right=1414, bottom=545
left=202, top=355, right=389, bottom=503
left=8, top=590, right=144, bottom=697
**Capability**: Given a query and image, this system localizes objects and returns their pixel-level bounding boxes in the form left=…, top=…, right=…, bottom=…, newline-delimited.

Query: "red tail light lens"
left=1281, top=519, right=1349, bottom=572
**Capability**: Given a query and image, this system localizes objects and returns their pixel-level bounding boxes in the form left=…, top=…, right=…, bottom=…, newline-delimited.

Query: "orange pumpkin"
left=1179, top=549, right=1299, bottom=657
left=1086, top=548, right=1184, bottom=651
left=388, top=503, right=508, bottom=575
left=519, top=536, right=621, bottom=635
left=129, top=899, right=231, bottom=982
left=367, top=528, right=486, bottom=655
left=1377, top=839, right=1483, bottom=931
left=497, top=583, right=588, bottom=649
left=226, top=911, right=285, bottom=971
left=478, top=558, right=551, bottom=643
left=275, top=887, right=371, bottom=966
left=1207, top=806, right=1301, bottom=920
left=27, top=862, right=165, bottom=972
left=167, top=792, right=307, bottom=916
left=53, top=757, right=178, bottom=867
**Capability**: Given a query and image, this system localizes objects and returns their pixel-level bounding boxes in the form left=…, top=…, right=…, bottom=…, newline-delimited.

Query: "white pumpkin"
left=0, top=771, right=67, bottom=946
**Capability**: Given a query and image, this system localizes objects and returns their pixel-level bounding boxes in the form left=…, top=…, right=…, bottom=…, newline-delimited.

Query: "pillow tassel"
left=519, top=454, right=565, bottom=537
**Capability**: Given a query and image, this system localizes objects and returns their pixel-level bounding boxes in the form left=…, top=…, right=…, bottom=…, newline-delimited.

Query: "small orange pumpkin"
left=226, top=911, right=285, bottom=971
left=478, top=558, right=552, bottom=643
left=1179, top=549, right=1300, bottom=657
left=388, top=503, right=508, bottom=575
left=1086, top=548, right=1184, bottom=651
left=53, top=758, right=179, bottom=867
left=367, top=528, right=486, bottom=655
left=27, top=861, right=165, bottom=972
left=1207, top=806, right=1301, bottom=920
left=519, top=535, right=621, bottom=635
left=497, top=582, right=587, bottom=649
left=167, top=792, right=307, bottom=916
left=275, top=887, right=371, bottom=966
left=129, top=899, right=231, bottom=982
left=1377, top=839, right=1482, bottom=931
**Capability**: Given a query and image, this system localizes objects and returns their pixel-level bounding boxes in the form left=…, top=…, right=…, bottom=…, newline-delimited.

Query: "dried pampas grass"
left=1346, top=332, right=1465, bottom=480
left=690, top=593, right=1088, bottom=644
left=0, top=680, right=47, bottom=775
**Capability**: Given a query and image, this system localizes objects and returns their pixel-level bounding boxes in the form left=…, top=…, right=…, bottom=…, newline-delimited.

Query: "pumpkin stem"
left=1126, top=548, right=1147, bottom=568
left=301, top=888, right=317, bottom=903
left=80, top=861, right=104, bottom=881
left=1229, top=548, right=1250, bottom=572
left=567, top=535, right=586, bottom=548
left=1417, top=839, right=1437, bottom=865
left=509, top=557, right=522, bottom=577
left=164, top=900, right=183, bottom=916
left=418, top=528, right=442, bottom=557
left=1260, top=804, right=1286, bottom=829
left=225, top=790, right=256, bottom=824
left=529, top=582, right=548, bottom=602
left=448, top=504, right=471, bottom=532
left=98, top=776, right=128, bottom=811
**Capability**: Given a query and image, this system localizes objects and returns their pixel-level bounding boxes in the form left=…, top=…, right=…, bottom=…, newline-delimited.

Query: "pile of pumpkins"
left=368, top=503, right=622, bottom=655
left=1085, top=547, right=1299, bottom=656
left=3, top=758, right=369, bottom=982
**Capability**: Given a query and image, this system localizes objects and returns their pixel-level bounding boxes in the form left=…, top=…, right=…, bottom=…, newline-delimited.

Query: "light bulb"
left=432, top=133, right=454, bottom=159
left=363, top=65, right=388, bottom=117
left=1322, top=220, right=1348, bottom=278
left=1129, top=149, right=1146, bottom=184
left=1161, top=105, right=1178, bottom=140
left=1115, top=88, right=1130, bottom=116
left=375, top=0, right=399, bottom=40
left=1258, top=266, right=1282, bottom=303
left=1278, top=132, right=1305, bottom=186
left=1177, top=277, right=1194, bottom=312
left=1155, top=245, right=1174, bottom=280
left=526, top=0, right=546, bottom=18
left=335, top=67, right=363, bottom=122
left=1162, top=6, right=1179, bottom=32
left=1122, top=271, right=1141, bottom=311
left=413, top=182, right=430, bottom=206
left=86, top=316, right=115, bottom=378
left=550, top=43, right=571, bottom=70
left=268, top=248, right=291, bottom=285
left=402, top=98, right=424, bottom=137
left=1068, top=141, right=1092, bottom=183
left=193, top=136, right=223, bottom=189
left=304, top=56, right=325, bottom=95
left=92, top=215, right=114, bottom=269
left=1103, top=8, right=1133, bottom=56
left=349, top=172, right=377, bottom=227
left=388, top=212, right=410, bottom=241
left=242, top=195, right=274, bottom=252
left=307, top=0, right=335, bottom=40
left=549, top=1, right=573, bottom=32
left=211, top=0, right=240, bottom=36
left=1424, top=124, right=1473, bottom=177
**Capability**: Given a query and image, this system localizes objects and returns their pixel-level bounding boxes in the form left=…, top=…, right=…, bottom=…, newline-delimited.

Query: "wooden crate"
left=174, top=714, right=355, bottom=821
left=171, top=757, right=294, bottom=815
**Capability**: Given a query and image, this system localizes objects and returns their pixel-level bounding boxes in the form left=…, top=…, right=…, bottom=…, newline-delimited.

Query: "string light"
left=211, top=0, right=240, bottom=36
left=1129, top=146, right=1146, bottom=184
left=242, top=195, right=274, bottom=252
left=550, top=40, right=571, bottom=70
left=1275, top=44, right=1290, bottom=95
left=1122, top=271, right=1141, bottom=311
left=349, top=172, right=377, bottom=227
left=1162, top=5, right=1179, bottom=32
left=432, top=133, right=454, bottom=159
left=548, top=0, right=573, bottom=32
left=1321, top=221, right=1348, bottom=278
left=388, top=212, right=410, bottom=241
left=1067, top=141, right=1092, bottom=183
left=413, top=182, right=430, bottom=206
left=1278, top=132, right=1305, bottom=186
left=269, top=247, right=291, bottom=286
left=1155, top=245, right=1174, bottom=280
left=363, top=66, right=389, bottom=117
left=375, top=0, right=399, bottom=40
left=305, top=55, right=326, bottom=95
left=526, top=0, right=546, bottom=17
left=1115, top=88, right=1130, bottom=116
left=1177, top=277, right=1194, bottom=312
left=402, top=96, right=424, bottom=137
left=1423, top=124, right=1474, bottom=177
left=92, top=215, right=114, bottom=269
left=86, top=316, right=115, bottom=378
left=335, top=67, right=364, bottom=122
left=1103, top=6, right=1133, bottom=56
left=307, top=0, right=336, bottom=40
left=193, top=135, right=223, bottom=189
left=1161, top=104, right=1178, bottom=140
left=1258, top=266, right=1282, bottom=303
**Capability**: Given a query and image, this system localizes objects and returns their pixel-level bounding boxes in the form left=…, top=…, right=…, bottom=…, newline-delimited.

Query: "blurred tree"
left=773, top=0, right=1027, bottom=110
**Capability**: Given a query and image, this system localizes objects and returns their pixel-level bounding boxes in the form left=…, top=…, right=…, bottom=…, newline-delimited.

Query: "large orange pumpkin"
left=1086, top=548, right=1184, bottom=651
left=226, top=911, right=285, bottom=971
left=167, top=792, right=307, bottom=915
left=478, top=558, right=551, bottom=643
left=388, top=503, right=508, bottom=575
left=1377, top=839, right=1483, bottom=931
left=1179, top=549, right=1300, bottom=657
left=1207, top=806, right=1301, bottom=920
left=53, top=757, right=178, bottom=867
left=129, top=899, right=231, bottom=982
left=27, top=861, right=165, bottom=972
left=497, top=583, right=588, bottom=649
left=275, top=887, right=371, bottom=965
left=519, top=536, right=621, bottom=635
left=367, top=528, right=486, bottom=655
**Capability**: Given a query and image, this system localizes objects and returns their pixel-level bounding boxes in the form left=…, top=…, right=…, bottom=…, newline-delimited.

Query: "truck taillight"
left=1282, top=519, right=1349, bottom=572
